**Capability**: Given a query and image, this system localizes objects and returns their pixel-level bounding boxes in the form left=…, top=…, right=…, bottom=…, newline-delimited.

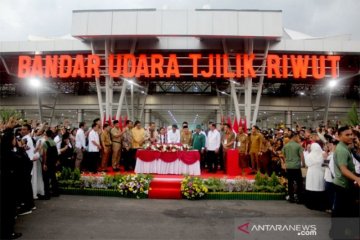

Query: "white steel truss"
left=223, top=39, right=270, bottom=128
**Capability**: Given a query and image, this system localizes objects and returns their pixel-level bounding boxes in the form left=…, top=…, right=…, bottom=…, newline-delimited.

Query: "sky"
left=0, top=0, right=360, bottom=41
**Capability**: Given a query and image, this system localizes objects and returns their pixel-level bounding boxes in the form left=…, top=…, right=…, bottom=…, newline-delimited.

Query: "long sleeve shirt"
left=131, top=127, right=145, bottom=149
left=88, top=129, right=100, bottom=152
left=22, top=134, right=37, bottom=161
left=168, top=129, right=180, bottom=144
left=192, top=133, right=206, bottom=150
left=75, top=128, right=86, bottom=149
left=206, top=129, right=221, bottom=151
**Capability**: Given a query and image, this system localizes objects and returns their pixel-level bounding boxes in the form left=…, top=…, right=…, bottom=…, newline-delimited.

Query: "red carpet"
left=82, top=167, right=255, bottom=180
left=148, top=178, right=182, bottom=199
left=81, top=167, right=255, bottom=199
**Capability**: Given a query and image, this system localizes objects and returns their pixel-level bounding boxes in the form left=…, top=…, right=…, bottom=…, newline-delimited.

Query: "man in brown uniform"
left=111, top=120, right=123, bottom=171
left=236, top=126, right=249, bottom=170
left=180, top=124, right=192, bottom=146
left=100, top=123, right=112, bottom=171
left=248, top=125, right=263, bottom=173
left=222, top=123, right=235, bottom=171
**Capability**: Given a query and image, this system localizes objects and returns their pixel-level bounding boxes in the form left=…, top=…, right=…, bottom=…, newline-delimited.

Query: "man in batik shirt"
left=121, top=120, right=133, bottom=171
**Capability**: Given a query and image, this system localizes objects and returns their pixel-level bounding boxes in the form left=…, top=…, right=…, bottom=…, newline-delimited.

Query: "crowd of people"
left=1, top=116, right=360, bottom=239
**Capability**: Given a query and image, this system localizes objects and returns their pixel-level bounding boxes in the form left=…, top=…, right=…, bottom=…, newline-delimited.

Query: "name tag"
left=237, top=142, right=241, bottom=147
left=224, top=140, right=227, bottom=145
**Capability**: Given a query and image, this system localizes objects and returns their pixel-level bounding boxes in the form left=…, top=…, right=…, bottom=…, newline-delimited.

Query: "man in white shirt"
left=206, top=123, right=221, bottom=173
left=54, top=126, right=66, bottom=154
left=20, top=124, right=37, bottom=213
left=75, top=122, right=87, bottom=170
left=87, top=123, right=101, bottom=173
left=167, top=124, right=180, bottom=144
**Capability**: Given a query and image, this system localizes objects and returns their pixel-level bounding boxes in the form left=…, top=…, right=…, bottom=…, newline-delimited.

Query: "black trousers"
left=206, top=151, right=217, bottom=172
left=43, top=162, right=59, bottom=197
left=0, top=175, right=16, bottom=238
left=198, top=150, right=206, bottom=169
left=17, top=163, right=34, bottom=210
left=218, top=145, right=224, bottom=171
left=286, top=168, right=303, bottom=201
left=330, top=185, right=360, bottom=239
left=122, top=148, right=133, bottom=171
left=86, top=152, right=100, bottom=173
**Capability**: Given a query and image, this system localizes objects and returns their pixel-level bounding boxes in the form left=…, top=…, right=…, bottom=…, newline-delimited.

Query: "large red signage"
left=17, top=53, right=340, bottom=79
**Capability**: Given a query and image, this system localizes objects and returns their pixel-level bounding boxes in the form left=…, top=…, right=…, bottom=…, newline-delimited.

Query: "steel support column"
left=91, top=41, right=104, bottom=123
left=244, top=39, right=254, bottom=128
left=36, top=90, right=43, bottom=123
left=138, top=87, right=148, bottom=122
left=252, top=41, right=269, bottom=126
left=222, top=39, right=241, bottom=122
left=216, top=89, right=224, bottom=118
left=104, top=39, right=114, bottom=120
left=324, top=90, right=332, bottom=126
left=116, top=39, right=137, bottom=119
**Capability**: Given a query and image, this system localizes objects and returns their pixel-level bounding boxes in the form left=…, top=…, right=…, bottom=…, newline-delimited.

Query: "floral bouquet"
left=146, top=144, right=183, bottom=152
left=182, top=144, right=190, bottom=151
left=181, top=175, right=208, bottom=200
left=117, top=174, right=152, bottom=199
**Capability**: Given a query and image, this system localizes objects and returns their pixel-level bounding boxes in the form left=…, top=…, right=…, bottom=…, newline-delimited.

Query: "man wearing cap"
left=168, top=124, right=180, bottom=144
left=181, top=124, right=192, bottom=146
left=111, top=120, right=123, bottom=171
left=192, top=125, right=206, bottom=169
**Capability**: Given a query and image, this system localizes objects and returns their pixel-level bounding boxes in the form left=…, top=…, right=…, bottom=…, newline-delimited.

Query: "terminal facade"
left=0, top=9, right=359, bottom=129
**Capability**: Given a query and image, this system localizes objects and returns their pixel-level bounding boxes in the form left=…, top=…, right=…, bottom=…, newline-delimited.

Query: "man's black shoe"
left=38, top=195, right=50, bottom=200
left=10, top=232, right=22, bottom=239
left=287, top=198, right=296, bottom=203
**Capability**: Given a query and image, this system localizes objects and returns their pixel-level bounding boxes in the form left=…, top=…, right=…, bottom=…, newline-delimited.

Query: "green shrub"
left=204, top=178, right=227, bottom=192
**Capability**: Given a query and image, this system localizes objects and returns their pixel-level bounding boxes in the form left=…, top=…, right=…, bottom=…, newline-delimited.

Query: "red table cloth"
left=136, top=150, right=200, bottom=165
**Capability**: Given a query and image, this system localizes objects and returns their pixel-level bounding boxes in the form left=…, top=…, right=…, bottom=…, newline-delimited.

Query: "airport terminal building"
left=1, top=9, right=359, bottom=129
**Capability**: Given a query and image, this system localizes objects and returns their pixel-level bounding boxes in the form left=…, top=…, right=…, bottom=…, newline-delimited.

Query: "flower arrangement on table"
left=181, top=175, right=208, bottom=200
left=143, top=143, right=191, bottom=152
left=117, top=174, right=152, bottom=199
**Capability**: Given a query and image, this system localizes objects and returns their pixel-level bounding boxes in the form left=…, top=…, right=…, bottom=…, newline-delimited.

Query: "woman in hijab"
left=304, top=142, right=326, bottom=211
